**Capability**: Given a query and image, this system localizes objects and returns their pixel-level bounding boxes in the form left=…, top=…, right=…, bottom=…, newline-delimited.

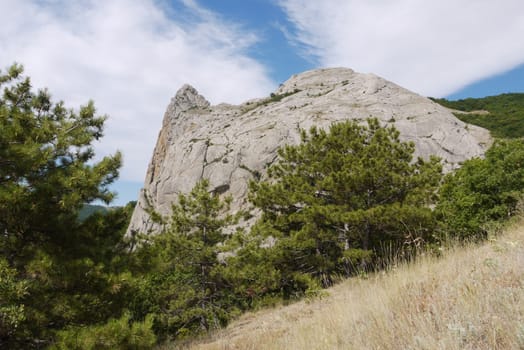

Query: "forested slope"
left=433, top=93, right=524, bottom=138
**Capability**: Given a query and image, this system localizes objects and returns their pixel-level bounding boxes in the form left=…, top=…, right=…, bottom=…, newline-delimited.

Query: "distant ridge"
left=78, top=204, right=108, bottom=222
left=433, top=93, right=524, bottom=138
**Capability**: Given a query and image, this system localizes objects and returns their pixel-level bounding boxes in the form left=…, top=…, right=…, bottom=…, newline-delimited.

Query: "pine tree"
left=250, top=119, right=442, bottom=288
left=0, top=64, right=146, bottom=347
left=142, top=180, right=236, bottom=339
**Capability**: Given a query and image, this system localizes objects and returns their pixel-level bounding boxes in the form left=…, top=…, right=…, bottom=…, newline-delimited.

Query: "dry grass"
left=168, top=220, right=524, bottom=350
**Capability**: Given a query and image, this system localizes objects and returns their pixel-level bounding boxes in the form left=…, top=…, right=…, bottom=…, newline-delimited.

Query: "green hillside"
left=432, top=93, right=524, bottom=138
left=78, top=204, right=109, bottom=221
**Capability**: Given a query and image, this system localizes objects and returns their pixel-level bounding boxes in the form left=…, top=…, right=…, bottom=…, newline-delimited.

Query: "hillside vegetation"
left=177, top=218, right=524, bottom=350
left=432, top=93, right=524, bottom=138
left=78, top=204, right=109, bottom=222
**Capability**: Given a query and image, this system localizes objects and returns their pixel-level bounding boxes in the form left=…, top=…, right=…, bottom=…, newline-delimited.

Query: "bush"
left=436, top=139, right=524, bottom=239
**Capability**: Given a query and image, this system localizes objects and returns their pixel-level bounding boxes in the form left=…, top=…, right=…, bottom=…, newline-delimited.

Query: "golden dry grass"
left=170, top=220, right=524, bottom=350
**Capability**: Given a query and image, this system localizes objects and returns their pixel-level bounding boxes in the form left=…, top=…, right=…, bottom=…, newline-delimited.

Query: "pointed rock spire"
left=166, top=84, right=210, bottom=118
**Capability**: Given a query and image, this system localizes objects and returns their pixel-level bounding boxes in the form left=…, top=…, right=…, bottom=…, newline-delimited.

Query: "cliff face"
left=127, top=68, right=491, bottom=235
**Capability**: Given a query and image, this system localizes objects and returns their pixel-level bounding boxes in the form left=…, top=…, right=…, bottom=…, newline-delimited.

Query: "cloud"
left=0, top=0, right=276, bottom=182
left=278, top=0, right=524, bottom=97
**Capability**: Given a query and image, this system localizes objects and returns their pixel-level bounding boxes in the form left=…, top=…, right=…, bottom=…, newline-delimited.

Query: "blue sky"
left=1, top=0, right=524, bottom=205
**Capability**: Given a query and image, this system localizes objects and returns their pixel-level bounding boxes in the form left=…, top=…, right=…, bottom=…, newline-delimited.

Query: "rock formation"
left=127, top=68, right=491, bottom=235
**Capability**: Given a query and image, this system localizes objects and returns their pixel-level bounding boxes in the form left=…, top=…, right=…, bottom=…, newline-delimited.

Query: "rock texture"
left=127, top=68, right=491, bottom=235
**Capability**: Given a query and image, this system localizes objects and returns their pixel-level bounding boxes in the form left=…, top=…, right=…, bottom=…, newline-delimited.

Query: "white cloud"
left=0, top=0, right=276, bottom=182
left=278, top=0, right=524, bottom=97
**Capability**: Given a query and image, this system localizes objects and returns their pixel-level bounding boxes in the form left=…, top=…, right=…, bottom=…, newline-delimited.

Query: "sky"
left=1, top=0, right=524, bottom=206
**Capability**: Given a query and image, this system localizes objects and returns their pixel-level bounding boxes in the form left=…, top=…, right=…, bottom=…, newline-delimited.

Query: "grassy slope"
left=173, top=219, right=524, bottom=350
left=432, top=93, right=524, bottom=138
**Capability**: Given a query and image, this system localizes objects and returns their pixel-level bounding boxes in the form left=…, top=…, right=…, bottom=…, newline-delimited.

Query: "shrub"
left=436, top=139, right=524, bottom=239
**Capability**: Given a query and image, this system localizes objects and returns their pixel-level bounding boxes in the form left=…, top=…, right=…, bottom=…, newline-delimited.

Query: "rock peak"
left=176, top=84, right=198, bottom=98
left=127, top=67, right=491, bottom=236
left=168, top=84, right=210, bottom=115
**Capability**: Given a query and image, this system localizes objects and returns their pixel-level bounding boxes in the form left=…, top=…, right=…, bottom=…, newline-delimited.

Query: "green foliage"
left=52, top=313, right=156, bottom=350
left=432, top=93, right=524, bottom=138
left=221, top=226, right=285, bottom=308
left=249, top=119, right=442, bottom=289
left=0, top=258, right=28, bottom=341
left=0, top=62, right=121, bottom=258
left=0, top=63, right=132, bottom=348
left=436, top=139, right=524, bottom=239
left=134, top=180, right=238, bottom=340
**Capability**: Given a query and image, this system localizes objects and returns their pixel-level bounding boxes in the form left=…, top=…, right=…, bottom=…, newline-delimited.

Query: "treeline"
left=432, top=93, right=524, bottom=138
left=2, top=65, right=524, bottom=349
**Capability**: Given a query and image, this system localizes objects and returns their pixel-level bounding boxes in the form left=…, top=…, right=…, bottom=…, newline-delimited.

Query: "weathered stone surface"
left=127, top=68, right=491, bottom=235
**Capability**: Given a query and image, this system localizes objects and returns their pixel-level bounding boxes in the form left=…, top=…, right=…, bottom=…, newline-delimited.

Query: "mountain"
left=127, top=68, right=491, bottom=236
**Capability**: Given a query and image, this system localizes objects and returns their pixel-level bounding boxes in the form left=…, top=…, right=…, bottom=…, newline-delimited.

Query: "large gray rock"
left=127, top=68, right=491, bottom=235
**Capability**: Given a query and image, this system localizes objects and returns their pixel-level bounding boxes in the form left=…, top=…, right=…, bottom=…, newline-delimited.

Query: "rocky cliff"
left=127, top=68, right=491, bottom=235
